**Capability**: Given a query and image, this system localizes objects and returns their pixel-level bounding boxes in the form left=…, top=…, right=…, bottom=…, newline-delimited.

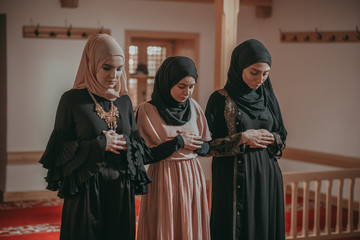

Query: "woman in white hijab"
left=40, top=34, right=151, bottom=240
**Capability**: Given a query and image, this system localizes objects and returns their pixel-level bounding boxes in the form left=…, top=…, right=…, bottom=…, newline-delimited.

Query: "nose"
left=110, top=69, right=117, bottom=78
left=256, top=75, right=265, bottom=84
left=183, top=87, right=191, bottom=96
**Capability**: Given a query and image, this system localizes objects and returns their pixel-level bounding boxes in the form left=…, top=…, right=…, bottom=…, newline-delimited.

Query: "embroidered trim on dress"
left=209, top=89, right=242, bottom=157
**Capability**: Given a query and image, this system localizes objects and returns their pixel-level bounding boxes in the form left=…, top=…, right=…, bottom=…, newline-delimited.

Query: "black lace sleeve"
left=208, top=132, right=243, bottom=157
left=268, top=132, right=286, bottom=159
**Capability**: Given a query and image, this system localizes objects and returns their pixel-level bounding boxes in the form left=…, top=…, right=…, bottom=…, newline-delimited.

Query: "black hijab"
left=149, top=56, right=198, bottom=126
left=224, top=39, right=287, bottom=140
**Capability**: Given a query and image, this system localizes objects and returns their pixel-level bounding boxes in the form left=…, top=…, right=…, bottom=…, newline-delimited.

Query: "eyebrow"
left=250, top=67, right=270, bottom=72
left=178, top=82, right=196, bottom=86
left=103, top=63, right=124, bottom=67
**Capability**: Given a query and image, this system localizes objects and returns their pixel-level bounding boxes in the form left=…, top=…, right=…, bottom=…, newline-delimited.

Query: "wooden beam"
left=213, top=0, right=239, bottom=90
left=151, top=0, right=213, bottom=3
left=240, top=0, right=272, bottom=6
left=150, top=0, right=273, bottom=5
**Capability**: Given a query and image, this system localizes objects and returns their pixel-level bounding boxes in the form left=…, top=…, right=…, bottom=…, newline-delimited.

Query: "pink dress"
left=136, top=98, right=211, bottom=240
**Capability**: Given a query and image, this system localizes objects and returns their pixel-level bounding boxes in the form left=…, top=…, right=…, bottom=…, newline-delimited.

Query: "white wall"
left=237, top=0, right=360, bottom=159
left=1, top=0, right=359, bottom=193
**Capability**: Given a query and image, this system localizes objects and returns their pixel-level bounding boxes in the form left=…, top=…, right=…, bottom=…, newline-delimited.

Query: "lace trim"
left=209, top=89, right=243, bottom=157
left=268, top=132, right=286, bottom=159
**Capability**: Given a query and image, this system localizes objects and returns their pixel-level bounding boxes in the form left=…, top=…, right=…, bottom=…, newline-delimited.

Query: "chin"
left=178, top=97, right=188, bottom=103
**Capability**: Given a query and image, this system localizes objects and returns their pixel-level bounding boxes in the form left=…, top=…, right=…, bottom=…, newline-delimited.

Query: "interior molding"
left=7, top=148, right=360, bottom=169
left=1, top=190, right=58, bottom=202
left=7, top=151, right=43, bottom=165
left=283, top=147, right=360, bottom=169
left=151, top=0, right=272, bottom=6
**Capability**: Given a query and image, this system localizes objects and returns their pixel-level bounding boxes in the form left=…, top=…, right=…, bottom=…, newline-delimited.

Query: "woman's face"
left=242, top=62, right=270, bottom=90
left=170, top=76, right=196, bottom=103
left=96, top=56, right=124, bottom=90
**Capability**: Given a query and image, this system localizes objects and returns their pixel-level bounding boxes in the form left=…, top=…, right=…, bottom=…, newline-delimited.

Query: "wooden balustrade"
left=283, top=169, right=360, bottom=239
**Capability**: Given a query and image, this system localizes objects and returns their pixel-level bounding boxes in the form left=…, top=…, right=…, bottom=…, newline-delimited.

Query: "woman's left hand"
left=242, top=129, right=275, bottom=148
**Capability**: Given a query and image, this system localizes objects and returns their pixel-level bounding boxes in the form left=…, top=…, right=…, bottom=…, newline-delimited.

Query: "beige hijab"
left=73, top=33, right=128, bottom=100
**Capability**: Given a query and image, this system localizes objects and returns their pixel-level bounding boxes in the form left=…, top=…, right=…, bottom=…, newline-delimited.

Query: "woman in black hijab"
left=205, top=39, right=287, bottom=240
left=136, top=56, right=212, bottom=240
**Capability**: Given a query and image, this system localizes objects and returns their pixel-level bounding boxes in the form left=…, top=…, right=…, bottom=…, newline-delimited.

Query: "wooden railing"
left=283, top=169, right=360, bottom=239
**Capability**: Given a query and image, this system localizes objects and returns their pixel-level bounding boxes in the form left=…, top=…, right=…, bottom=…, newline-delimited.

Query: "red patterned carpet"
left=0, top=197, right=141, bottom=240
left=0, top=195, right=358, bottom=239
left=0, top=198, right=62, bottom=239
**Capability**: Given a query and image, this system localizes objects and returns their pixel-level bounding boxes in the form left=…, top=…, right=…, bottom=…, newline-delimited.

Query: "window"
left=125, top=30, right=199, bottom=108
left=127, top=40, right=172, bottom=107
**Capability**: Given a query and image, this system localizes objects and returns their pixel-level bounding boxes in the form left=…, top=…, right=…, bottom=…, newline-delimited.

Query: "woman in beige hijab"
left=40, top=34, right=152, bottom=240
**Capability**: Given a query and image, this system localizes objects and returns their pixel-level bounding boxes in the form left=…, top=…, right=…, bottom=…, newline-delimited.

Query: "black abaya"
left=40, top=88, right=152, bottom=240
left=206, top=90, right=286, bottom=240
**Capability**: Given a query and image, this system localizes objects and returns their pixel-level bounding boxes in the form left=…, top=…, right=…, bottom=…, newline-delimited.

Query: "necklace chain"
left=88, top=89, right=119, bottom=130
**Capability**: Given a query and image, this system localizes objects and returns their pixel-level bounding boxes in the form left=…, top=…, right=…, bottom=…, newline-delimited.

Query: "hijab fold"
left=73, top=33, right=128, bottom=100
left=149, top=56, right=198, bottom=126
left=224, top=39, right=271, bottom=119
left=224, top=39, right=287, bottom=140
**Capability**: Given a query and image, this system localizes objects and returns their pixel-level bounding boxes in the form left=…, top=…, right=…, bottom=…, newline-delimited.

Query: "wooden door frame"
left=124, top=30, right=200, bottom=102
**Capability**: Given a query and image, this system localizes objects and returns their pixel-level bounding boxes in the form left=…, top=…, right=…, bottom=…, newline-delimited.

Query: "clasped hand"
left=241, top=129, right=275, bottom=149
left=166, top=130, right=203, bottom=151
left=103, top=130, right=127, bottom=154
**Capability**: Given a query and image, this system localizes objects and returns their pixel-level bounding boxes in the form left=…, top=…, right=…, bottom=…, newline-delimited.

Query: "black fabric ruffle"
left=40, top=129, right=107, bottom=198
left=124, top=134, right=152, bottom=195
left=39, top=129, right=78, bottom=169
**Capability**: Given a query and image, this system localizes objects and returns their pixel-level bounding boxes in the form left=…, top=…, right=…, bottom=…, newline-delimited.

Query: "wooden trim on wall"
left=151, top=0, right=213, bottom=3
left=152, top=0, right=273, bottom=6
left=1, top=190, right=58, bottom=202
left=7, top=151, right=43, bottom=165
left=283, top=147, right=360, bottom=169
left=6, top=148, right=360, bottom=168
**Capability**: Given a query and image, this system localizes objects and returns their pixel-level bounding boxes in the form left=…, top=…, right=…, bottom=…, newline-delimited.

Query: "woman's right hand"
left=241, top=129, right=274, bottom=149
left=102, top=130, right=128, bottom=154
